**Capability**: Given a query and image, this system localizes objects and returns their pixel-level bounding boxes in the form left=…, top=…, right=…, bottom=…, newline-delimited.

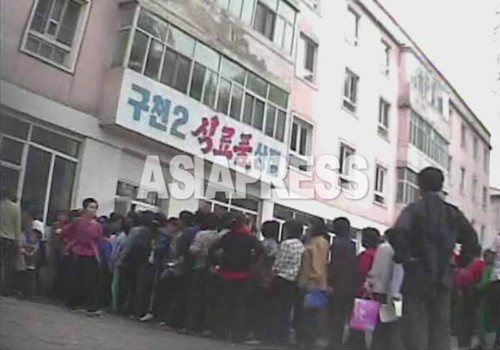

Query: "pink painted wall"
left=0, top=0, right=119, bottom=117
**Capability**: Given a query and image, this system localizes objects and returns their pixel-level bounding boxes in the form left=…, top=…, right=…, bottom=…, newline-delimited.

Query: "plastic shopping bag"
left=303, top=289, right=328, bottom=309
left=379, top=303, right=398, bottom=323
left=349, top=298, right=381, bottom=331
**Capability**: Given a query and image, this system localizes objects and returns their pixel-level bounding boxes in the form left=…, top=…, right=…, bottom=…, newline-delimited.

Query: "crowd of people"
left=1, top=166, right=500, bottom=350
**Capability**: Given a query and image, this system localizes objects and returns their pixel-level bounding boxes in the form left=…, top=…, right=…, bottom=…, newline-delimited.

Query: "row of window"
left=409, top=112, right=449, bottom=168
left=116, top=8, right=289, bottom=142
left=460, top=122, right=489, bottom=173
left=459, top=167, right=489, bottom=210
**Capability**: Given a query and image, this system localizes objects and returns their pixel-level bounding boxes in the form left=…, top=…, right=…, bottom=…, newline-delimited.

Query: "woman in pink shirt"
left=64, top=198, right=103, bottom=315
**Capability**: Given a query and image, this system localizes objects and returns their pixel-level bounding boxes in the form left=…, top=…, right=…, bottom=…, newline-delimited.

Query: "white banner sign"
left=115, top=69, right=288, bottom=182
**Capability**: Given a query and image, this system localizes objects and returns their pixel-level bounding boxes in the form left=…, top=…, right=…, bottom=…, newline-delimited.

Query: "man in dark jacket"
left=328, top=217, right=358, bottom=350
left=394, top=167, right=478, bottom=350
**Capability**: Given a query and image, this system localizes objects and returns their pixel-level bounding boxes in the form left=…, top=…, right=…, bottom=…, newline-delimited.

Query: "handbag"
left=303, top=289, right=328, bottom=309
left=349, top=297, right=381, bottom=331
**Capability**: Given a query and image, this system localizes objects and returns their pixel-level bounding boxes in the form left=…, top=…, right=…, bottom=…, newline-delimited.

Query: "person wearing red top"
left=453, top=244, right=485, bottom=350
left=358, top=227, right=381, bottom=295
left=64, top=198, right=103, bottom=315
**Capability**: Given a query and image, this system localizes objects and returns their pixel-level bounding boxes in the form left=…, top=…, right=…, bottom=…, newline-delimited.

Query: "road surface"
left=0, top=297, right=252, bottom=350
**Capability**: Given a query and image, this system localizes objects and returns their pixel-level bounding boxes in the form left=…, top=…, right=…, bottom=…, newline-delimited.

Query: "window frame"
left=289, top=115, right=313, bottom=172
left=374, top=164, right=387, bottom=205
left=21, top=0, right=91, bottom=72
left=378, top=98, right=390, bottom=139
left=460, top=166, right=466, bottom=195
left=343, top=68, right=359, bottom=113
left=473, top=136, right=479, bottom=161
left=338, top=142, right=356, bottom=190
left=296, top=32, right=318, bottom=84
left=482, top=186, right=488, bottom=210
left=345, top=7, right=360, bottom=46
left=396, top=167, right=419, bottom=204
left=380, top=40, right=390, bottom=75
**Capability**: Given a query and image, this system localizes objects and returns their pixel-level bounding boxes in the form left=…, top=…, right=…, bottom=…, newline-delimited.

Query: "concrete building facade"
left=0, top=0, right=492, bottom=243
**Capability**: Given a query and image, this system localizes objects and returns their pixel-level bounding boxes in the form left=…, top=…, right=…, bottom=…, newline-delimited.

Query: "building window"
left=472, top=176, right=477, bottom=203
left=473, top=136, right=479, bottom=161
left=339, top=143, right=356, bottom=189
left=345, top=7, right=359, bottom=45
left=483, top=186, right=488, bottom=210
left=480, top=225, right=485, bottom=243
left=343, top=69, right=359, bottom=113
left=380, top=40, right=390, bottom=75
left=119, top=8, right=289, bottom=142
left=252, top=0, right=297, bottom=54
left=461, top=123, right=467, bottom=150
left=460, top=167, right=466, bottom=194
left=22, top=0, right=90, bottom=71
left=297, top=33, right=318, bottom=84
left=273, top=203, right=324, bottom=241
left=397, top=167, right=419, bottom=204
left=484, top=147, right=489, bottom=172
left=289, top=116, right=313, bottom=171
left=0, top=114, right=80, bottom=225
left=374, top=165, right=387, bottom=205
left=409, top=112, right=449, bottom=168
left=116, top=180, right=160, bottom=208
left=199, top=182, right=260, bottom=229
left=378, top=99, right=390, bottom=138
left=217, top=0, right=256, bottom=26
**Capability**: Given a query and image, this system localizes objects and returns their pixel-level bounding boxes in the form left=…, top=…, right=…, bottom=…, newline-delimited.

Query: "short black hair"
left=309, top=217, right=328, bottom=237
left=218, top=212, right=235, bottom=231
left=82, top=197, right=98, bottom=210
left=179, top=210, right=194, bottom=226
left=261, top=220, right=280, bottom=240
left=361, top=227, right=381, bottom=249
left=229, top=212, right=249, bottom=231
left=332, top=217, right=350, bottom=237
left=109, top=212, right=124, bottom=223
left=283, top=219, right=303, bottom=240
left=199, top=212, right=219, bottom=230
left=418, top=167, right=444, bottom=193
left=127, top=211, right=142, bottom=227
left=141, top=210, right=155, bottom=227
left=385, top=228, right=409, bottom=264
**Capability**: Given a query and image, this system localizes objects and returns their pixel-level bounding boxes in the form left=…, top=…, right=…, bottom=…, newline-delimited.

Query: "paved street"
left=0, top=297, right=250, bottom=350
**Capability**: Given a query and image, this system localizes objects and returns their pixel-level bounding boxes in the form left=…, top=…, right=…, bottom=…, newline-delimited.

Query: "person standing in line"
left=0, top=188, right=23, bottom=296
left=394, top=167, right=478, bottom=350
left=270, top=219, right=305, bottom=345
left=478, top=249, right=500, bottom=350
left=247, top=220, right=280, bottom=344
left=326, top=217, right=357, bottom=350
left=48, top=210, right=70, bottom=298
left=365, top=228, right=407, bottom=350
left=185, top=212, right=221, bottom=333
left=296, top=217, right=330, bottom=349
left=209, top=213, right=263, bottom=342
left=63, top=198, right=103, bottom=316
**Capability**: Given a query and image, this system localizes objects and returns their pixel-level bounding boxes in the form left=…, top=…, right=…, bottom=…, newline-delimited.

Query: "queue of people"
left=1, top=166, right=500, bottom=350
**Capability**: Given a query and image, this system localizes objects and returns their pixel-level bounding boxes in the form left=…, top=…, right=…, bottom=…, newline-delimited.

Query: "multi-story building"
left=0, top=0, right=491, bottom=244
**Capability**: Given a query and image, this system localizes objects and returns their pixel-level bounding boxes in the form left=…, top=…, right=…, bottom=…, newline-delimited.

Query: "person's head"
left=283, top=219, right=303, bottom=240
left=385, top=228, right=409, bottom=264
left=218, top=212, right=234, bottom=231
left=261, top=220, right=280, bottom=241
left=361, top=227, right=381, bottom=250
left=307, top=217, right=328, bottom=238
left=54, top=210, right=69, bottom=225
left=198, top=212, right=219, bottom=231
left=126, top=211, right=142, bottom=229
left=31, top=220, right=44, bottom=242
left=165, top=217, right=181, bottom=235
left=97, top=215, right=109, bottom=225
left=332, top=217, right=351, bottom=238
left=152, top=212, right=166, bottom=230
left=483, top=249, right=496, bottom=265
left=69, top=209, right=82, bottom=222
left=179, top=210, right=195, bottom=230
left=417, top=167, right=444, bottom=195
left=140, top=210, right=155, bottom=228
left=229, top=212, right=251, bottom=232
left=82, top=198, right=98, bottom=219
left=1, top=187, right=17, bottom=202
left=107, top=212, right=125, bottom=233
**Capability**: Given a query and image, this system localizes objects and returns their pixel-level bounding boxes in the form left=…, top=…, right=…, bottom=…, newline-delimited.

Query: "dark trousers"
left=185, top=269, right=219, bottom=332
left=453, top=286, right=479, bottom=348
left=217, top=279, right=250, bottom=342
left=67, top=255, right=99, bottom=311
left=98, top=264, right=112, bottom=309
left=133, top=263, right=156, bottom=318
left=0, top=237, right=20, bottom=296
left=401, top=291, right=451, bottom=350
left=270, top=277, right=297, bottom=343
left=328, top=295, right=354, bottom=350
left=152, top=274, right=172, bottom=321
left=168, top=273, right=191, bottom=328
left=295, top=290, right=322, bottom=348
left=248, top=284, right=271, bottom=340
left=371, top=294, right=402, bottom=350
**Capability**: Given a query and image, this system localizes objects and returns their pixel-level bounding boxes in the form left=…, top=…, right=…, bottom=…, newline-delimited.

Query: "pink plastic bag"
left=349, top=298, right=381, bottom=331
